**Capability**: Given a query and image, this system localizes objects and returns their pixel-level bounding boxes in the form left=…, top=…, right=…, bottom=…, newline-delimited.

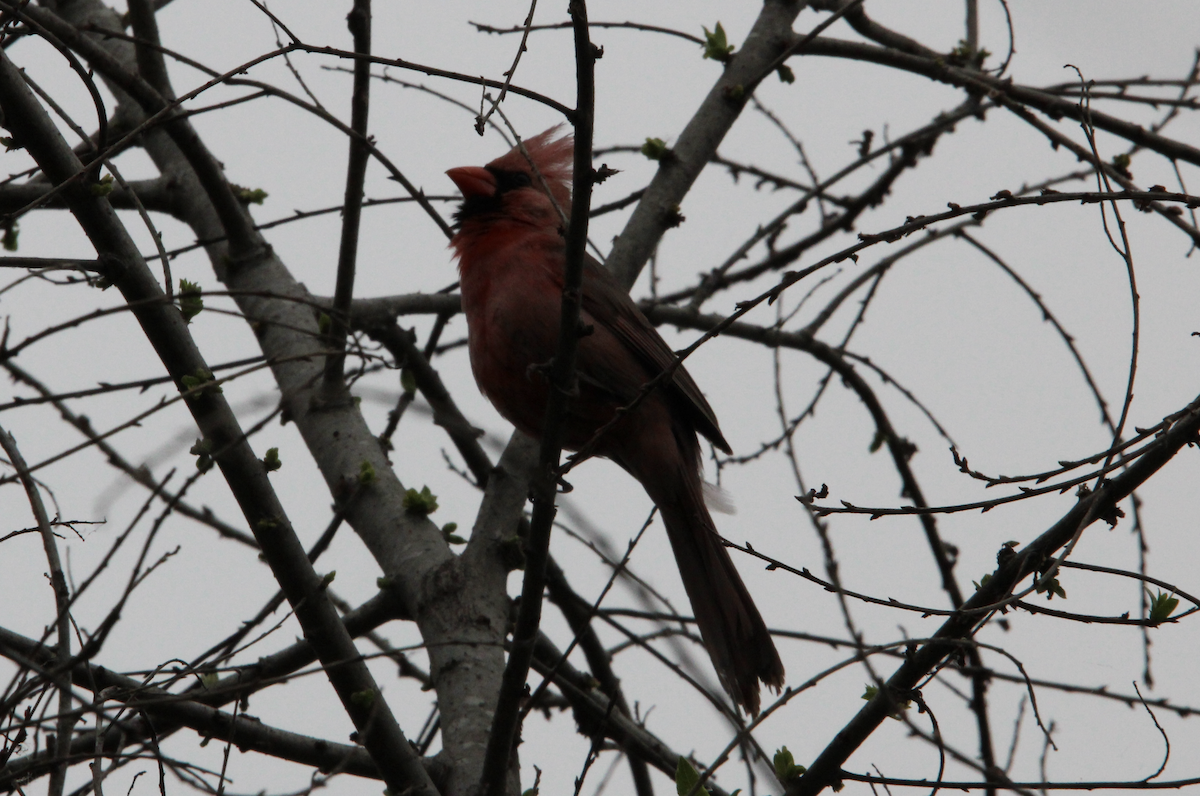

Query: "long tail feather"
left=658, top=468, right=784, bottom=715
left=618, top=421, right=784, bottom=715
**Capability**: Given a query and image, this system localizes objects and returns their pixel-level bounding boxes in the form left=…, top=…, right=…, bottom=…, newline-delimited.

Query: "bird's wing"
left=579, top=255, right=732, bottom=453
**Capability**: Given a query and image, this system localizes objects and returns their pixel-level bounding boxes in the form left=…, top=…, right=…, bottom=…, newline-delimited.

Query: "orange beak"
left=446, top=166, right=496, bottom=200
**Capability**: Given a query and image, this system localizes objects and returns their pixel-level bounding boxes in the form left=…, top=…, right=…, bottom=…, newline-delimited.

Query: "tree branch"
left=323, top=0, right=372, bottom=389
left=794, top=36, right=1200, bottom=167
left=0, top=44, right=438, bottom=796
left=479, top=3, right=597, bottom=791
left=0, top=427, right=74, bottom=796
left=32, top=4, right=510, bottom=789
left=792, top=393, right=1200, bottom=795
left=0, top=625, right=449, bottom=789
left=606, top=0, right=804, bottom=289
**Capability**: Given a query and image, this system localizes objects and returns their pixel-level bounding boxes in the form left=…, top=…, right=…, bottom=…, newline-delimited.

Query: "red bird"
left=448, top=127, right=784, bottom=714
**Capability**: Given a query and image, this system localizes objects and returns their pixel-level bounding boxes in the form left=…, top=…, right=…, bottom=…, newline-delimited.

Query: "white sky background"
left=2, top=2, right=1200, bottom=795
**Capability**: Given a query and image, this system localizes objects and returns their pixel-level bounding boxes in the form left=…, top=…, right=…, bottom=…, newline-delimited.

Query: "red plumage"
left=448, top=127, right=784, bottom=714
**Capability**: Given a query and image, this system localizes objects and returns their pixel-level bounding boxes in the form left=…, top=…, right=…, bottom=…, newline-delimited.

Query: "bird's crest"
left=488, top=125, right=574, bottom=211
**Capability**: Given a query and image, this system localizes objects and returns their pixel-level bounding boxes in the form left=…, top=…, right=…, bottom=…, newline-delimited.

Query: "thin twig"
left=0, top=426, right=74, bottom=796
left=324, top=0, right=373, bottom=389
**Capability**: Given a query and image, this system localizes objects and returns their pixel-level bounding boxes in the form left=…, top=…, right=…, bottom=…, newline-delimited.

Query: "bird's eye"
left=495, top=170, right=532, bottom=193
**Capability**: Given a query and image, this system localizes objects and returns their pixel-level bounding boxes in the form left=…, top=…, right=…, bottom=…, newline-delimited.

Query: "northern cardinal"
left=448, top=127, right=784, bottom=714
